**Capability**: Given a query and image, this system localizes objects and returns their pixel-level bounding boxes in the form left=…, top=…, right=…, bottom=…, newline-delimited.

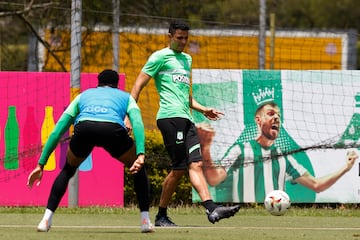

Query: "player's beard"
left=262, top=126, right=279, bottom=141
left=170, top=42, right=185, bottom=53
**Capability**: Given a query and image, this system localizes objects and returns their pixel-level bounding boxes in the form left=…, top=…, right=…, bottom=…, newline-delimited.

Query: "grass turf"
left=0, top=205, right=359, bottom=240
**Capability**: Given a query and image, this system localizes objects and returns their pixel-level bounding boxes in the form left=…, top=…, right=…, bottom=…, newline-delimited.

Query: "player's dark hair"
left=98, top=69, right=119, bottom=88
left=168, top=19, right=190, bottom=35
left=255, top=101, right=279, bottom=116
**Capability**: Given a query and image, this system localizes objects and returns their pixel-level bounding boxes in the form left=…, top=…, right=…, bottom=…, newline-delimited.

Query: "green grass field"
left=0, top=205, right=360, bottom=240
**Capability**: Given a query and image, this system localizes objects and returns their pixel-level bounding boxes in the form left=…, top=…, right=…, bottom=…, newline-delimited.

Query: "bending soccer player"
left=27, top=69, right=154, bottom=233
left=130, top=19, right=240, bottom=227
left=199, top=101, right=358, bottom=202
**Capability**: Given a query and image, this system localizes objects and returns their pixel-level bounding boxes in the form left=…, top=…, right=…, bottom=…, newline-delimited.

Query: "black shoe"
left=206, top=205, right=240, bottom=224
left=155, top=215, right=178, bottom=227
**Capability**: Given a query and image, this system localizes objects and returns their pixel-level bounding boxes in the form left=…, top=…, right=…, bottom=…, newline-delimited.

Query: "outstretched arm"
left=197, top=123, right=227, bottom=186
left=295, top=150, right=358, bottom=192
left=190, top=96, right=224, bottom=121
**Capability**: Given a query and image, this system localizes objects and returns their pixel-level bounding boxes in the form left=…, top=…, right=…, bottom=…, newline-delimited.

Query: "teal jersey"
left=217, top=140, right=307, bottom=203
left=38, top=87, right=146, bottom=165
left=66, top=86, right=131, bottom=127
left=142, top=47, right=193, bottom=121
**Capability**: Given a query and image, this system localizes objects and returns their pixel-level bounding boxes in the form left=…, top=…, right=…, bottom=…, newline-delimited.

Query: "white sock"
left=43, top=208, right=54, bottom=225
left=141, top=211, right=150, bottom=222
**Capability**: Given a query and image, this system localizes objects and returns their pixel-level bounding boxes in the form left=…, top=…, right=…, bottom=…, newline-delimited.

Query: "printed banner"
left=192, top=69, right=360, bottom=203
left=0, top=72, right=126, bottom=206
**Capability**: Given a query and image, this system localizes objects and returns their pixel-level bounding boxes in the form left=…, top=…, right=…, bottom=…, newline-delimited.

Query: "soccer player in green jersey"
left=130, top=19, right=240, bottom=227
left=27, top=69, right=154, bottom=233
left=199, top=101, right=358, bottom=203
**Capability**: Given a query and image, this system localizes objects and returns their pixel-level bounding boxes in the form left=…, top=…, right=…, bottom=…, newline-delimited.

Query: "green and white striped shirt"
left=217, top=139, right=307, bottom=203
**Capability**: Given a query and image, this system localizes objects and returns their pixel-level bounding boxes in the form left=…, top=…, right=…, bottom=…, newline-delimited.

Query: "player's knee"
left=189, top=160, right=203, bottom=170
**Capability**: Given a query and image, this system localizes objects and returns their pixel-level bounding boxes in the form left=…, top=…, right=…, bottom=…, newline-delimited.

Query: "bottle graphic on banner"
left=60, top=106, right=69, bottom=169
left=4, top=106, right=20, bottom=170
left=59, top=108, right=92, bottom=171
left=335, top=93, right=360, bottom=148
left=23, top=106, right=39, bottom=171
left=79, top=154, right=93, bottom=171
left=41, top=106, right=56, bottom=171
left=59, top=129, right=69, bottom=169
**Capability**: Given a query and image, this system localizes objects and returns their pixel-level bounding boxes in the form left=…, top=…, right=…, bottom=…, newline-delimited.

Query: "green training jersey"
left=142, top=47, right=193, bottom=121
left=216, top=140, right=307, bottom=203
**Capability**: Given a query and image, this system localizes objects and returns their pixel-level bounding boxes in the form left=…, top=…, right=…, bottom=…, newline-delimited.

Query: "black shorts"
left=70, top=120, right=133, bottom=158
left=157, top=117, right=202, bottom=170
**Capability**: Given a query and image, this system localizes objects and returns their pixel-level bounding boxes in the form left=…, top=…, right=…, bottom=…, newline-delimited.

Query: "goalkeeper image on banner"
left=129, top=19, right=240, bottom=227
left=27, top=69, right=154, bottom=233
left=198, top=101, right=358, bottom=203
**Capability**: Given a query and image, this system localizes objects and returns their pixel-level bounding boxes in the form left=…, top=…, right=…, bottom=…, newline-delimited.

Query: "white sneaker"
left=37, top=219, right=51, bottom=232
left=141, top=218, right=155, bottom=233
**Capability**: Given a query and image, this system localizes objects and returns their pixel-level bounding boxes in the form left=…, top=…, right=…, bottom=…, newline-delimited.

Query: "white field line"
left=0, top=225, right=360, bottom=231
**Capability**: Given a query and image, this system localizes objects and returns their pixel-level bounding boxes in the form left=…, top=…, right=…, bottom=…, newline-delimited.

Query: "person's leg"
left=117, top=140, right=153, bottom=233
left=155, top=169, right=186, bottom=226
left=155, top=118, right=188, bottom=226
left=47, top=162, right=77, bottom=211
left=37, top=149, right=86, bottom=232
left=188, top=161, right=216, bottom=208
left=133, top=166, right=154, bottom=232
left=159, top=169, right=186, bottom=208
left=187, top=123, right=241, bottom=224
left=38, top=122, right=91, bottom=232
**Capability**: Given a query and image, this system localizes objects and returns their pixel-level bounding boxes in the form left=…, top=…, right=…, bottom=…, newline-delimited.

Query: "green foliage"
left=2, top=0, right=360, bottom=70
left=124, top=130, right=192, bottom=207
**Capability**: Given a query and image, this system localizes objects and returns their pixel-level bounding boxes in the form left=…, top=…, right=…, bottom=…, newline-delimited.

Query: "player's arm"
left=295, top=150, right=358, bottom=192
left=37, top=96, right=79, bottom=167
left=131, top=71, right=152, bottom=102
left=190, top=96, right=224, bottom=121
left=127, top=96, right=145, bottom=155
left=197, top=123, right=227, bottom=186
left=27, top=112, right=75, bottom=188
left=127, top=96, right=146, bottom=174
left=126, top=71, right=151, bottom=132
left=37, top=113, right=74, bottom=167
left=126, top=71, right=152, bottom=132
left=27, top=97, right=79, bottom=188
left=131, top=50, right=162, bottom=102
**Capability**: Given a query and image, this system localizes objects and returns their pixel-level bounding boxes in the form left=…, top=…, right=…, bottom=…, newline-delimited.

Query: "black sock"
left=202, top=200, right=218, bottom=212
left=47, top=162, right=77, bottom=212
left=157, top=207, right=167, bottom=217
left=133, top=167, right=150, bottom=212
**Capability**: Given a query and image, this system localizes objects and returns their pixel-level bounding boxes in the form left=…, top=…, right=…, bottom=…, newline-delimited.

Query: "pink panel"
left=0, top=72, right=126, bottom=207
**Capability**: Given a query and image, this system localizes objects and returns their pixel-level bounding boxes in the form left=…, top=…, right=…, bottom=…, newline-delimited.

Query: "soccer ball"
left=264, top=190, right=291, bottom=216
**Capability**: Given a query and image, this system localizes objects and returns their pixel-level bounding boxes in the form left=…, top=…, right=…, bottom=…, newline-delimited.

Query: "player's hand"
left=203, top=108, right=224, bottom=121
left=345, top=149, right=358, bottom=171
left=27, top=164, right=44, bottom=188
left=129, top=154, right=145, bottom=174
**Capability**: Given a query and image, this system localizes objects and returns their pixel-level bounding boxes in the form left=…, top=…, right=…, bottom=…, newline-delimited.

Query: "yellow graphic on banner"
left=41, top=106, right=56, bottom=171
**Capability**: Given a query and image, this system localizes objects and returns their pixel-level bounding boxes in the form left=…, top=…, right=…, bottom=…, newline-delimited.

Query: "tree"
left=0, top=0, right=359, bottom=71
